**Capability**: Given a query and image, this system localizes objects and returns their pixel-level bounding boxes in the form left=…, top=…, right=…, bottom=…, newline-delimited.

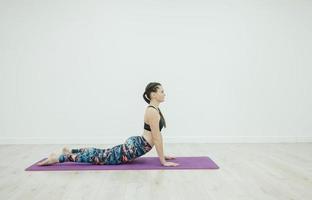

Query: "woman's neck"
left=149, top=101, right=160, bottom=109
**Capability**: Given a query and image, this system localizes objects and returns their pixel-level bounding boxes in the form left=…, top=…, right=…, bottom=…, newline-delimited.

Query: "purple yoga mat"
left=25, top=156, right=219, bottom=171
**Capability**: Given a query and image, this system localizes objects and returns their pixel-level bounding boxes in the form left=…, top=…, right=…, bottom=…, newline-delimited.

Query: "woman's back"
left=141, top=105, right=163, bottom=147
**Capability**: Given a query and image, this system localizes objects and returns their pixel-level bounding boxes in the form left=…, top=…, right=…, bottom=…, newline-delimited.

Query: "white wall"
left=1, top=0, right=311, bottom=144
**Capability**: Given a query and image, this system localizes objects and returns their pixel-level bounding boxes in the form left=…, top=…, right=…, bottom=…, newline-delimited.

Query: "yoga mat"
left=25, top=156, right=219, bottom=171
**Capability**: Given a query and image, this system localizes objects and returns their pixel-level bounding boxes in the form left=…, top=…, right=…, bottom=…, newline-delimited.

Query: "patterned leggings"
left=58, top=136, right=153, bottom=165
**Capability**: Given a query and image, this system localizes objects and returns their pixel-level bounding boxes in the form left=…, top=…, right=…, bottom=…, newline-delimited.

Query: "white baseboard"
left=0, top=136, right=311, bottom=144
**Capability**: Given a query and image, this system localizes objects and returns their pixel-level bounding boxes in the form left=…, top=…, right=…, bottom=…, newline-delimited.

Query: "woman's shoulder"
left=145, top=106, right=160, bottom=119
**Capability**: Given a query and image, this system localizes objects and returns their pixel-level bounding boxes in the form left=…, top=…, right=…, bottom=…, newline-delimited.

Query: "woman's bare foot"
left=62, top=146, right=71, bottom=154
left=62, top=146, right=77, bottom=161
left=37, top=152, right=59, bottom=166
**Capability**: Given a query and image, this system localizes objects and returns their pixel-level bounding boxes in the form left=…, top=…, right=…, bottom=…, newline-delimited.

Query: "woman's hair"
left=143, top=82, right=166, bottom=128
left=143, top=82, right=161, bottom=104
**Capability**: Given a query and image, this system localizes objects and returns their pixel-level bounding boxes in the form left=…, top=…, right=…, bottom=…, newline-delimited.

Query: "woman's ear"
left=150, top=92, right=154, bottom=99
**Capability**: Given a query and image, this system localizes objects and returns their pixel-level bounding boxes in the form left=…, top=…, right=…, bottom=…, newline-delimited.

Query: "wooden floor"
left=0, top=143, right=311, bottom=200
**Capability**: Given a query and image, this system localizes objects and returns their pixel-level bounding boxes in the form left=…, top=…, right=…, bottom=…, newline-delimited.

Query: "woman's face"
left=152, top=85, right=166, bottom=102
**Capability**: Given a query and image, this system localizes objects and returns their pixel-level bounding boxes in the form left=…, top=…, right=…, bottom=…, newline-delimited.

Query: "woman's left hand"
left=165, top=155, right=176, bottom=160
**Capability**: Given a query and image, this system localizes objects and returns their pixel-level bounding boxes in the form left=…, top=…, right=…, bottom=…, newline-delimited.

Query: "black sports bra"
left=144, top=105, right=166, bottom=132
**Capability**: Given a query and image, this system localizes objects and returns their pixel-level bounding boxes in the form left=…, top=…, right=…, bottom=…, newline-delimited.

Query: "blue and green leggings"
left=58, top=136, right=153, bottom=165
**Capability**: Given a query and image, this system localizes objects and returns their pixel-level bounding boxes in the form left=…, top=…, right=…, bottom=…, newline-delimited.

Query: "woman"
left=37, top=82, right=179, bottom=167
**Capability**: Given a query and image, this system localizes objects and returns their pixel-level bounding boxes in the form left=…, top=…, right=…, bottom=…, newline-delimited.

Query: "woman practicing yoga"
left=37, top=82, right=179, bottom=167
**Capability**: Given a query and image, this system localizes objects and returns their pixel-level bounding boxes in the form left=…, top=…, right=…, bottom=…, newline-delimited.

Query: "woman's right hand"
left=161, top=161, right=179, bottom=167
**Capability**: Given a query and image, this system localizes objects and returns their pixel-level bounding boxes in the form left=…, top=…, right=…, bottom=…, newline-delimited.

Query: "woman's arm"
left=153, top=131, right=166, bottom=165
left=146, top=108, right=166, bottom=165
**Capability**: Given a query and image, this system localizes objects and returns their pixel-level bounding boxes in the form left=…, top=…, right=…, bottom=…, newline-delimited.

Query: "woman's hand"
left=161, top=161, right=179, bottom=167
left=165, top=155, right=176, bottom=160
